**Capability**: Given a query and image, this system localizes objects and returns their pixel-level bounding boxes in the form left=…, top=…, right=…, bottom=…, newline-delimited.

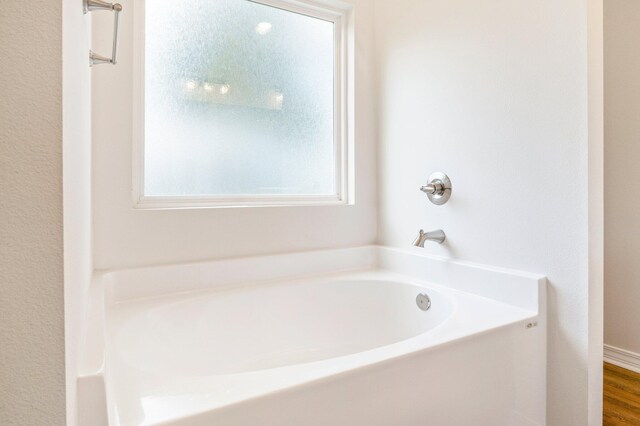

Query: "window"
left=133, top=0, right=353, bottom=208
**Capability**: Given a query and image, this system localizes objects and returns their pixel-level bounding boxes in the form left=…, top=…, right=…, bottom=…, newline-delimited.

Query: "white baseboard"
left=604, top=344, right=640, bottom=374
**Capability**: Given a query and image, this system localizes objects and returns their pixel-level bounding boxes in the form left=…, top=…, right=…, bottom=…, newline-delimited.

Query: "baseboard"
left=604, top=344, right=640, bottom=374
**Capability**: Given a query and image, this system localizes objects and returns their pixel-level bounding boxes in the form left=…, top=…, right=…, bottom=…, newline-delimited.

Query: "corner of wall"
left=587, top=0, right=604, bottom=423
left=63, top=2, right=93, bottom=425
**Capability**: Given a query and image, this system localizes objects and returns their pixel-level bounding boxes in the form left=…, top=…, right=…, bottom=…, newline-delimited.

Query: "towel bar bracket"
left=84, top=0, right=123, bottom=66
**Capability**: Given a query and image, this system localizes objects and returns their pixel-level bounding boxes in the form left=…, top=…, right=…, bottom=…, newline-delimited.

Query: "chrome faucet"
left=412, top=229, right=446, bottom=246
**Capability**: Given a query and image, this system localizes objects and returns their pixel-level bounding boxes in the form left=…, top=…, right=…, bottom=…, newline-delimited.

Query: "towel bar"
left=84, top=0, right=122, bottom=66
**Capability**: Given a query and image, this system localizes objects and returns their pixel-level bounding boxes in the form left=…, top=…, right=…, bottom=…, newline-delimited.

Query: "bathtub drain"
left=416, top=293, right=431, bottom=311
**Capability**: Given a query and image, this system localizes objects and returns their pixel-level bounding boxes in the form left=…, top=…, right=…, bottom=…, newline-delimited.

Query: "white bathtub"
left=78, top=246, right=546, bottom=426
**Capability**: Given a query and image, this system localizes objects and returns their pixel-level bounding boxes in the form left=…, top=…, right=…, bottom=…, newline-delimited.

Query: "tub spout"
left=412, top=229, right=446, bottom=247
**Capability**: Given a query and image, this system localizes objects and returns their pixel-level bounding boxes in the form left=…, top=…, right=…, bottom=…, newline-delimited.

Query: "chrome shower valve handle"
left=420, top=172, right=452, bottom=205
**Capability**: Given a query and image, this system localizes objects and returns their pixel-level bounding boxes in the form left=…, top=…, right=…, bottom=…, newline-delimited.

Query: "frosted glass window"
left=141, top=0, right=343, bottom=204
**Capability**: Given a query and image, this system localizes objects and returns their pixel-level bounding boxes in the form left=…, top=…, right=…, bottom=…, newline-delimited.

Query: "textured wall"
left=604, top=0, right=640, bottom=355
left=0, top=1, right=65, bottom=424
left=374, top=0, right=602, bottom=424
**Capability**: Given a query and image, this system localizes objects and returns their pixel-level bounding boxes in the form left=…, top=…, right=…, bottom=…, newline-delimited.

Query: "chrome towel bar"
left=84, top=0, right=123, bottom=66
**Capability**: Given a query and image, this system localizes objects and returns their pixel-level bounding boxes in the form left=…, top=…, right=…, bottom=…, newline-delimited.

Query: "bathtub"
left=78, top=246, right=546, bottom=426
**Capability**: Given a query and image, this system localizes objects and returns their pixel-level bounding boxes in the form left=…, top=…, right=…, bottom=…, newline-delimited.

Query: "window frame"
left=132, top=0, right=354, bottom=209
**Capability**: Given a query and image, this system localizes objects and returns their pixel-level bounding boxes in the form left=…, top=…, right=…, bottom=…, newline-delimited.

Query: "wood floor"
left=604, top=362, right=640, bottom=425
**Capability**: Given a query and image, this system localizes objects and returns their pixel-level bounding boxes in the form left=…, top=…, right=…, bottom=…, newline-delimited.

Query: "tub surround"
left=78, top=246, right=546, bottom=425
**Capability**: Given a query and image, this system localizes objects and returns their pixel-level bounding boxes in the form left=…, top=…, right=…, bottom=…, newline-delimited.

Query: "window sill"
left=134, top=196, right=351, bottom=210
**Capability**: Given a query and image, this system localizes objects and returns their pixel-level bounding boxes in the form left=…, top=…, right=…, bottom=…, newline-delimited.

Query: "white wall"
left=92, top=0, right=378, bottom=270
left=373, top=0, right=603, bottom=424
left=588, top=0, right=604, bottom=422
left=0, top=1, right=65, bottom=424
left=604, top=0, right=640, bottom=355
left=63, top=1, right=93, bottom=425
